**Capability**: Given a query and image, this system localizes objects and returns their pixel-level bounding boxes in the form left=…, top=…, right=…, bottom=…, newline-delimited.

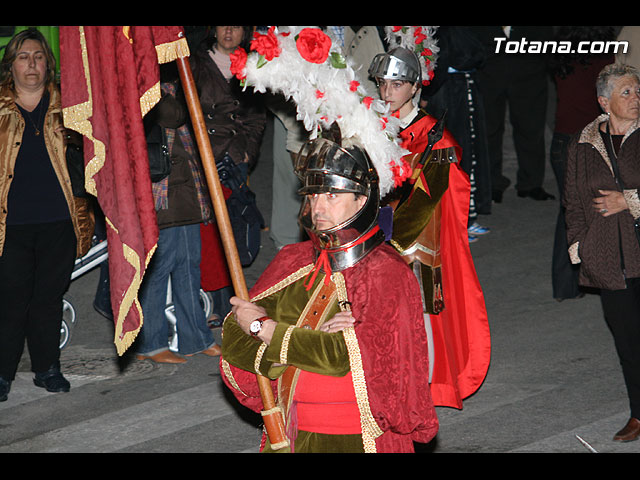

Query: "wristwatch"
left=249, top=316, right=269, bottom=337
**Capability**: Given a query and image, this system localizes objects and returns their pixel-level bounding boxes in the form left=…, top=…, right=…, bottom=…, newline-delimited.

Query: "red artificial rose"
left=229, top=47, right=248, bottom=80
left=349, top=80, right=360, bottom=92
left=391, top=159, right=412, bottom=187
left=414, top=27, right=426, bottom=44
left=296, top=28, right=332, bottom=64
left=250, top=26, right=281, bottom=61
left=422, top=69, right=435, bottom=86
left=362, top=96, right=374, bottom=109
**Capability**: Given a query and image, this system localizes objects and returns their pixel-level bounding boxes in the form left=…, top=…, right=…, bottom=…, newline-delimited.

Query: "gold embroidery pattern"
left=333, top=272, right=383, bottom=453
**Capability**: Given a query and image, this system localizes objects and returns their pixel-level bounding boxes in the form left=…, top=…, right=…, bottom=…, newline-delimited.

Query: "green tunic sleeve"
left=221, top=274, right=351, bottom=380
left=391, top=159, right=450, bottom=252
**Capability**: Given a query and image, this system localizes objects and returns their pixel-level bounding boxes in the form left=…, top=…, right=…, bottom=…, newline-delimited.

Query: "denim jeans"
left=137, top=223, right=214, bottom=356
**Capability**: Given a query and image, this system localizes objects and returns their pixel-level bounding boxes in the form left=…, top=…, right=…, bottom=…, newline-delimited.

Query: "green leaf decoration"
left=329, top=51, right=347, bottom=69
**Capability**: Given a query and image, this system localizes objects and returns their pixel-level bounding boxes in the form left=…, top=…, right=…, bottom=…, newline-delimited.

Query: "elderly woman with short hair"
left=565, top=62, right=640, bottom=442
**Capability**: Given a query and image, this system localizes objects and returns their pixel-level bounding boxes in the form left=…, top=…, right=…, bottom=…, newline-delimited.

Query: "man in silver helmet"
left=220, top=133, right=439, bottom=453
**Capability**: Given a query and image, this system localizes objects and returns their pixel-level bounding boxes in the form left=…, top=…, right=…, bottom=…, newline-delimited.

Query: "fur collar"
left=578, top=113, right=640, bottom=175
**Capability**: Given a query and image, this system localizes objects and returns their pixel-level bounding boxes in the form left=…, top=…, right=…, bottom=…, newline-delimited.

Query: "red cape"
left=401, top=113, right=491, bottom=409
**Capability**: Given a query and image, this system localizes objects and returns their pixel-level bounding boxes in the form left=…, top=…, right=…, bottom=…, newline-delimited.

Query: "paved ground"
left=1, top=101, right=639, bottom=454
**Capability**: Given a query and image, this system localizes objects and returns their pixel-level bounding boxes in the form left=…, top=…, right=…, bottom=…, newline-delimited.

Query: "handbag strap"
left=603, top=122, right=640, bottom=239
left=604, top=122, right=625, bottom=189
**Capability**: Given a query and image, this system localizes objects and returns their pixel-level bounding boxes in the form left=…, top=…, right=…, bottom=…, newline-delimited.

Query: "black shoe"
left=517, top=187, right=555, bottom=200
left=33, top=364, right=70, bottom=393
left=0, top=377, right=10, bottom=402
left=492, top=176, right=511, bottom=203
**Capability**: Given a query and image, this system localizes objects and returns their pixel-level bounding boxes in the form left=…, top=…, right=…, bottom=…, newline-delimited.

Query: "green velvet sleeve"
left=265, top=320, right=351, bottom=377
left=221, top=275, right=352, bottom=380
left=220, top=315, right=277, bottom=377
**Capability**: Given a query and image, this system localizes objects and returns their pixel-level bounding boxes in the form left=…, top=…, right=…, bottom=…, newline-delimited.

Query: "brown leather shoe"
left=136, top=350, right=187, bottom=364
left=186, top=344, right=222, bottom=357
left=613, top=417, right=640, bottom=442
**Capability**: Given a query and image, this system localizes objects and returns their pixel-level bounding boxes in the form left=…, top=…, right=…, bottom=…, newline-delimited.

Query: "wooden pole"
left=175, top=55, right=289, bottom=451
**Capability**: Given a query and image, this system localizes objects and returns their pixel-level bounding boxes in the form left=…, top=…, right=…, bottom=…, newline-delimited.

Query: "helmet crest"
left=230, top=26, right=412, bottom=197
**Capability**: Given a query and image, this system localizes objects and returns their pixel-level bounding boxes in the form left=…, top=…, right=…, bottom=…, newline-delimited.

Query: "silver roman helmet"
left=368, top=46, right=422, bottom=85
left=294, top=128, right=384, bottom=272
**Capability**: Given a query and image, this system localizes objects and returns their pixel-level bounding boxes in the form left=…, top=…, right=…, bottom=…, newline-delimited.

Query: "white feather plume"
left=233, top=26, right=410, bottom=198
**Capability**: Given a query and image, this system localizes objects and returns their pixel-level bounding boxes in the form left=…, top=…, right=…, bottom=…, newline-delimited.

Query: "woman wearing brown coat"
left=565, top=63, right=640, bottom=442
left=190, top=26, right=266, bottom=170
left=189, top=26, right=266, bottom=321
left=0, top=29, right=93, bottom=401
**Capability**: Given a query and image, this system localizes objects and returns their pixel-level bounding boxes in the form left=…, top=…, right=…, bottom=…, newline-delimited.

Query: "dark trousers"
left=0, top=220, right=76, bottom=380
left=600, top=278, right=640, bottom=419
left=477, top=60, right=548, bottom=193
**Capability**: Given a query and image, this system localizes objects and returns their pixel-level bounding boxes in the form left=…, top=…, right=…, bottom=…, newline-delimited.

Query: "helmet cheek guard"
left=295, top=136, right=383, bottom=271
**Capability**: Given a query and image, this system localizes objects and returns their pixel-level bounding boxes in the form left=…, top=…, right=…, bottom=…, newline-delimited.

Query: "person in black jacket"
left=469, top=26, right=555, bottom=203
left=421, top=26, right=492, bottom=242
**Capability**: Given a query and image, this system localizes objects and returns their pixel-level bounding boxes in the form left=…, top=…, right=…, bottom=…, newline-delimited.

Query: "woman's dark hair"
left=0, top=27, right=56, bottom=91
left=549, top=26, right=617, bottom=79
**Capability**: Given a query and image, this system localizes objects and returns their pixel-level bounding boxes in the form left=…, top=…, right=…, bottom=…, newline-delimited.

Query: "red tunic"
left=294, top=371, right=361, bottom=434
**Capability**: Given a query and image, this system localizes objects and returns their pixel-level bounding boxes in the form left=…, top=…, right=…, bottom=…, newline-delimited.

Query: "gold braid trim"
left=280, top=325, right=296, bottom=364
left=223, top=265, right=315, bottom=377
left=220, top=359, right=249, bottom=397
left=139, top=82, right=160, bottom=118
left=155, top=36, right=191, bottom=64
left=250, top=264, right=315, bottom=303
left=261, top=406, right=284, bottom=417
left=389, top=238, right=404, bottom=255
left=61, top=26, right=101, bottom=198
left=333, top=272, right=383, bottom=453
left=254, top=343, right=267, bottom=373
